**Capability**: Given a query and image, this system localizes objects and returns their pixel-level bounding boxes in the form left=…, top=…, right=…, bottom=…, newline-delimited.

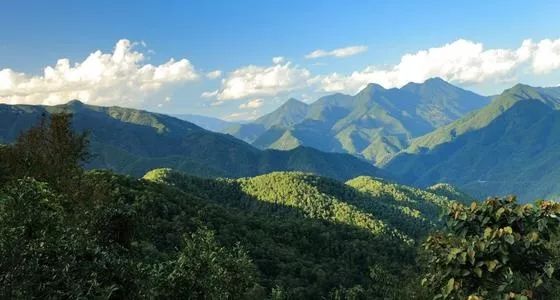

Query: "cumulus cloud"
left=0, top=39, right=199, bottom=106
left=206, top=70, right=222, bottom=79
left=318, top=38, right=560, bottom=94
left=530, top=39, right=560, bottom=74
left=305, top=45, right=368, bottom=59
left=239, top=98, right=264, bottom=109
left=210, top=61, right=313, bottom=100
left=272, top=56, right=286, bottom=64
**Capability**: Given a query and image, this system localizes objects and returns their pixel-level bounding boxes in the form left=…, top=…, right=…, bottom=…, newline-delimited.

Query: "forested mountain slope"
left=385, top=85, right=560, bottom=201
left=141, top=168, right=469, bottom=297
left=3, top=109, right=560, bottom=299
left=0, top=100, right=384, bottom=181
left=225, top=78, right=488, bottom=164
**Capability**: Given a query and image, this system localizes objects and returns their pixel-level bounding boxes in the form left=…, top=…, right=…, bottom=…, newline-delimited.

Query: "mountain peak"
left=365, top=82, right=386, bottom=91
left=424, top=77, right=448, bottom=85
left=65, top=99, right=85, bottom=106
left=253, top=97, right=309, bottom=128
left=357, top=83, right=386, bottom=96
left=502, top=83, right=540, bottom=99
left=403, top=77, right=453, bottom=88
left=283, top=98, right=305, bottom=106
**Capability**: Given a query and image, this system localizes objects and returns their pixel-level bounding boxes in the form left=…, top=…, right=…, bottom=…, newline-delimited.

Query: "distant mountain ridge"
left=224, top=78, right=489, bottom=164
left=385, top=84, right=560, bottom=201
left=174, top=113, right=236, bottom=132
left=0, top=100, right=386, bottom=181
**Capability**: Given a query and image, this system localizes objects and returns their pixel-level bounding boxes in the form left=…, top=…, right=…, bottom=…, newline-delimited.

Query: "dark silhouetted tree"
left=3, top=112, right=89, bottom=192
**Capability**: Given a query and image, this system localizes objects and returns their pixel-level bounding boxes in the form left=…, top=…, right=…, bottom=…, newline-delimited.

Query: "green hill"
left=8, top=109, right=559, bottom=299
left=385, top=85, right=560, bottom=201
left=225, top=78, right=488, bottom=164
left=0, top=100, right=385, bottom=181
left=139, top=169, right=466, bottom=297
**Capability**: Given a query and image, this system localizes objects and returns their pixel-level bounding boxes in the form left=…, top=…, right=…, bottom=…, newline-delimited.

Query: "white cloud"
left=239, top=98, right=264, bottom=109
left=305, top=45, right=368, bottom=59
left=211, top=61, right=313, bottom=100
left=530, top=39, right=560, bottom=74
left=318, top=38, right=560, bottom=94
left=272, top=56, right=285, bottom=64
left=0, top=39, right=199, bottom=106
left=224, top=110, right=259, bottom=121
left=206, top=70, right=222, bottom=79
left=201, top=89, right=218, bottom=98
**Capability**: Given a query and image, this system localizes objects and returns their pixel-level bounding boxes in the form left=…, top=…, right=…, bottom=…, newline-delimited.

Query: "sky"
left=1, top=0, right=560, bottom=121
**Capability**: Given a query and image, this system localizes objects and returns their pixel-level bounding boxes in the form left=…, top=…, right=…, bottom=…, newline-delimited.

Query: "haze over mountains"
left=174, top=114, right=237, bottom=132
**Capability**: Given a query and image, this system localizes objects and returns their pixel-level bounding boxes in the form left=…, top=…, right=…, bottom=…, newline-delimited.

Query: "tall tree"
left=2, top=112, right=89, bottom=192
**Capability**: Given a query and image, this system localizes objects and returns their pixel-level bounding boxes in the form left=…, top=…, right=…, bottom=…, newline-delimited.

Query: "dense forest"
left=1, top=113, right=560, bottom=299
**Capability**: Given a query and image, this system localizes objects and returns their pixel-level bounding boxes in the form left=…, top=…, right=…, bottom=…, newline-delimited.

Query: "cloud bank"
left=0, top=39, right=198, bottom=106
left=214, top=59, right=313, bottom=101
left=319, top=38, right=560, bottom=93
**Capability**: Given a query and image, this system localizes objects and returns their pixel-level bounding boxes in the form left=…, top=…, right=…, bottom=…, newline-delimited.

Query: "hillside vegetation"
left=225, top=78, right=488, bottom=164
left=2, top=112, right=560, bottom=299
left=0, top=100, right=384, bottom=181
left=385, top=85, right=560, bottom=201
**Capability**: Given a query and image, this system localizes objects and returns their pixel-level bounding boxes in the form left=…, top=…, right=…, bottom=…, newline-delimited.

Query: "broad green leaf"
left=485, top=260, right=498, bottom=272
left=484, top=227, right=493, bottom=239
left=504, top=234, right=514, bottom=244
left=544, top=263, right=554, bottom=278
left=496, top=207, right=505, bottom=219
left=444, top=278, right=455, bottom=297
left=473, top=267, right=482, bottom=278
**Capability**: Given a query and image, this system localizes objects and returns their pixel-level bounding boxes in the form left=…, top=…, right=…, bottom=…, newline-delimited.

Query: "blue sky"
left=1, top=0, right=560, bottom=120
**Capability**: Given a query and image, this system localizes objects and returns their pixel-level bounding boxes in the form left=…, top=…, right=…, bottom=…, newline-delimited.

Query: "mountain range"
left=224, top=77, right=489, bottom=164
left=0, top=100, right=384, bottom=181
left=174, top=113, right=237, bottom=132
left=2, top=78, right=560, bottom=201
left=385, top=84, right=560, bottom=201
left=220, top=79, right=560, bottom=201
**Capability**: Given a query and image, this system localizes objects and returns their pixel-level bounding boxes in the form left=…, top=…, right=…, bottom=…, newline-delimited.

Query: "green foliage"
left=422, top=197, right=560, bottom=299
left=1, top=112, right=89, bottom=192
left=0, top=178, right=134, bottom=298
left=0, top=145, right=8, bottom=183
left=13, top=109, right=560, bottom=299
left=346, top=176, right=460, bottom=238
left=147, top=228, right=258, bottom=299
left=144, top=169, right=482, bottom=298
